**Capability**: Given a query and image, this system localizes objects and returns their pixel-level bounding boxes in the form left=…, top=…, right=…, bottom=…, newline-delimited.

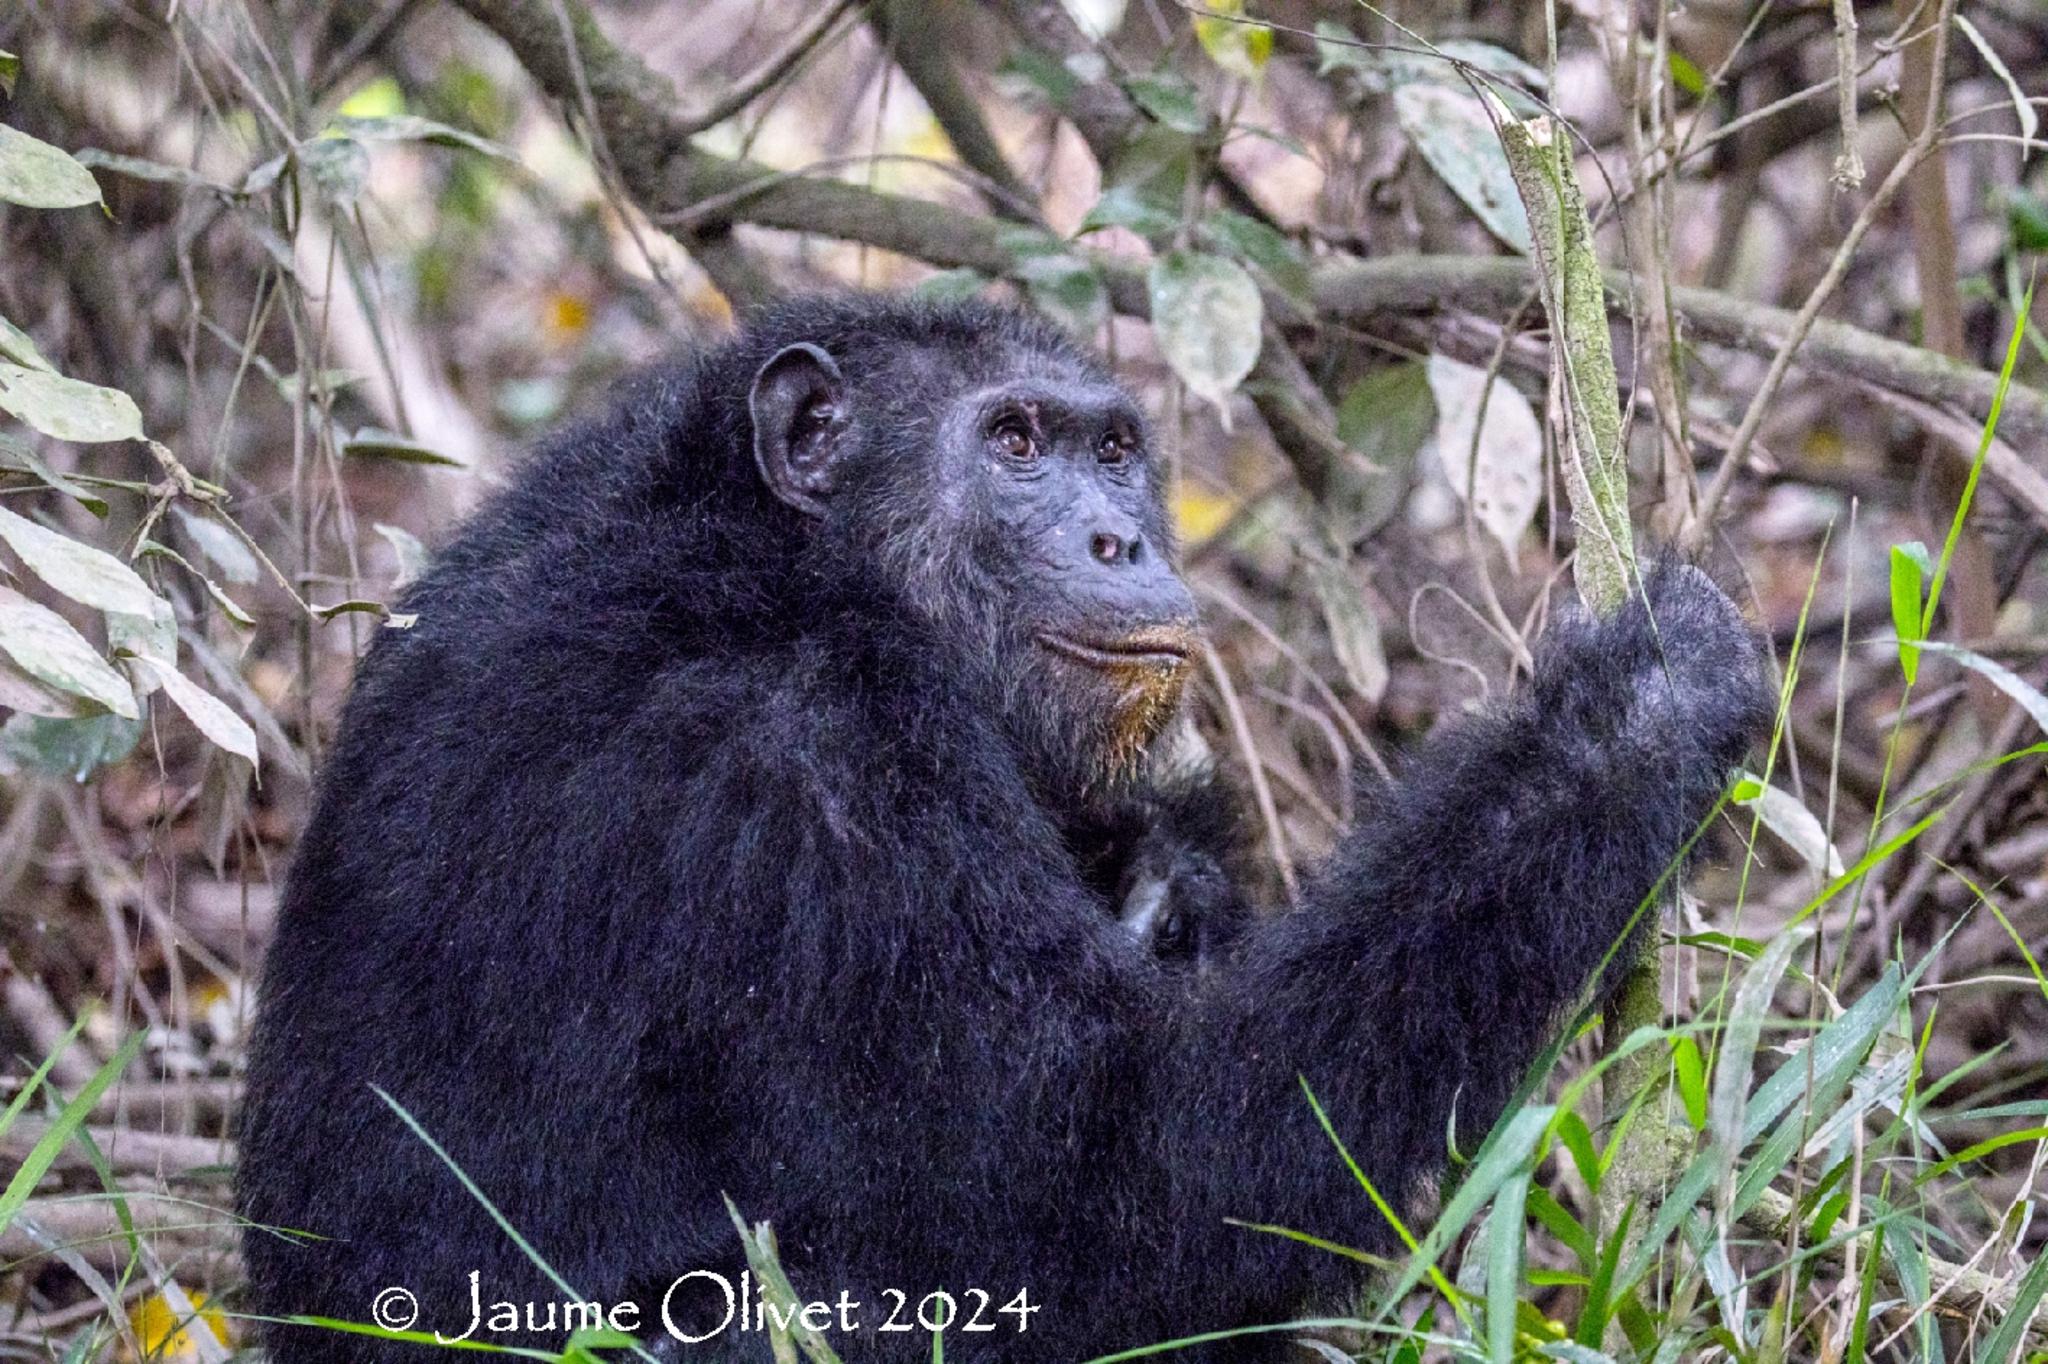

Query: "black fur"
left=237, top=294, right=1770, bottom=1363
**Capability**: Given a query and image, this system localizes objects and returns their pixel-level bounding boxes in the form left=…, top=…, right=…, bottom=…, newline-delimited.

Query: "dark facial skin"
left=748, top=339, right=1200, bottom=795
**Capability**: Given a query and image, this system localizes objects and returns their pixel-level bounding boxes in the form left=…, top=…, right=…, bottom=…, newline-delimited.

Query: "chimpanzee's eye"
left=1097, top=431, right=1131, bottom=465
left=989, top=416, right=1035, bottom=461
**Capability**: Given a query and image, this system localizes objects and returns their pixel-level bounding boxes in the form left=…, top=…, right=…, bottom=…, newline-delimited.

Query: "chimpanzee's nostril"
left=1090, top=532, right=1124, bottom=564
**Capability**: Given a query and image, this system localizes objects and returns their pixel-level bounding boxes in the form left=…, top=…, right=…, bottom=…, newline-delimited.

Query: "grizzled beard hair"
left=816, top=419, right=1181, bottom=811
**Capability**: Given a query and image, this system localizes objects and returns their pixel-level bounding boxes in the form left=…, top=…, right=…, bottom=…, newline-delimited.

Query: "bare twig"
left=1201, top=646, right=1299, bottom=902
left=866, top=0, right=1037, bottom=219
left=676, top=0, right=859, bottom=138
left=1830, top=0, right=1865, bottom=187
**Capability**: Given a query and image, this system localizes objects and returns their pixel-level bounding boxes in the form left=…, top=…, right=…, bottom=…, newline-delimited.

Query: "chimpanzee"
left=237, top=294, right=1769, bottom=1363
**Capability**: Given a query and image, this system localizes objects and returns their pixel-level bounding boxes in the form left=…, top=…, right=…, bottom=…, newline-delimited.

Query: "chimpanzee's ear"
left=749, top=343, right=848, bottom=517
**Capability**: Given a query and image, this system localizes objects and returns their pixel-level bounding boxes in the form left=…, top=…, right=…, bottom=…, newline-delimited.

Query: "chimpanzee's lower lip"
left=1034, top=628, right=1197, bottom=671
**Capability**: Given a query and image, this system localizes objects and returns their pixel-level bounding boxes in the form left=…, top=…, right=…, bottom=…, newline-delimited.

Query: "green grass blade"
left=0, top=1030, right=142, bottom=1236
left=1485, top=1169, right=1530, bottom=1363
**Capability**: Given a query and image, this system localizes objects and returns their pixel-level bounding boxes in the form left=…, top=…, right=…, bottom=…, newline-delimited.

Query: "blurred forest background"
left=1, top=0, right=2046, bottom=1361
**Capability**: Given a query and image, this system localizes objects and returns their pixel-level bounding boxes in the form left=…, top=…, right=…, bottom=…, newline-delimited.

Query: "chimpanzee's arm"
left=666, top=564, right=1767, bottom=1356
left=1155, top=562, right=1770, bottom=1276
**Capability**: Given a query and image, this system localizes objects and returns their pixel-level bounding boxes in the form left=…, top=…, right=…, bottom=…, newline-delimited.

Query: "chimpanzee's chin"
left=1013, top=671, right=1183, bottom=804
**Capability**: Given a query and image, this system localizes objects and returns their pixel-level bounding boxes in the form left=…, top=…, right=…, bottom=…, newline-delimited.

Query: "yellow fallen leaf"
left=127, top=1289, right=230, bottom=1361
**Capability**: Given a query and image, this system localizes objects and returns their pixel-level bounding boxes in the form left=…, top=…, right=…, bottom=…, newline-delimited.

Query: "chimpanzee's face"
left=945, top=374, right=1198, bottom=747
left=748, top=336, right=1201, bottom=793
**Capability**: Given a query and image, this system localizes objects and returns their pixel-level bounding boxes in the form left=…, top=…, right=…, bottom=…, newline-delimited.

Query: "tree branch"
left=1313, top=256, right=2048, bottom=526
left=448, top=0, right=2048, bottom=530
left=868, top=0, right=1038, bottom=220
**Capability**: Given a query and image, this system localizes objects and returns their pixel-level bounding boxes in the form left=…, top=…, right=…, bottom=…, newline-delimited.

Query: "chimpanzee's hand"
left=1117, top=824, right=1247, bottom=972
left=1534, top=560, right=1773, bottom=785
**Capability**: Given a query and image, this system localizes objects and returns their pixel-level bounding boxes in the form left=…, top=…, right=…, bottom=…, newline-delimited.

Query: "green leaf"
left=1916, top=640, right=2048, bottom=737
left=997, top=48, right=1082, bottom=113
left=0, top=586, right=137, bottom=718
left=0, top=505, right=159, bottom=616
left=0, top=1012, right=88, bottom=1145
left=328, top=114, right=514, bottom=161
left=1149, top=250, right=1262, bottom=426
left=0, top=51, right=17, bottom=99
left=1974, top=1226, right=2048, bottom=1363
left=1309, top=558, right=1387, bottom=703
left=126, top=654, right=260, bottom=771
left=1709, top=926, right=1808, bottom=1158
left=1671, top=1036, right=1707, bottom=1130
left=1100, top=124, right=1196, bottom=213
left=0, top=311, right=53, bottom=371
left=1314, top=23, right=1545, bottom=100
left=1329, top=361, right=1432, bottom=539
left=912, top=268, right=988, bottom=302
left=1486, top=1170, right=1531, bottom=1363
left=337, top=74, right=407, bottom=120
left=1724, top=967, right=1906, bottom=1225
left=2007, top=189, right=2048, bottom=252
left=0, top=363, right=144, bottom=443
left=14, top=713, right=144, bottom=778
left=1917, top=285, right=2031, bottom=662
left=173, top=507, right=261, bottom=585
left=1193, top=0, right=1271, bottom=79
left=0, top=123, right=103, bottom=209
left=1667, top=51, right=1707, bottom=98
left=1554, top=1109, right=1600, bottom=1193
left=1525, top=1184, right=1594, bottom=1266
left=136, top=540, right=257, bottom=628
left=0, top=434, right=108, bottom=516
left=72, top=148, right=227, bottom=193
left=343, top=426, right=466, bottom=467
left=1076, top=184, right=1181, bottom=241
left=1393, top=83, right=1531, bottom=254
left=1733, top=769, right=1846, bottom=878
left=106, top=593, right=176, bottom=698
left=1014, top=253, right=1108, bottom=337
left=0, top=653, right=87, bottom=719
left=1889, top=541, right=1930, bottom=683
left=1199, top=209, right=1312, bottom=309
left=1124, top=72, right=1208, bottom=133
left=1378, top=1104, right=1553, bottom=1313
